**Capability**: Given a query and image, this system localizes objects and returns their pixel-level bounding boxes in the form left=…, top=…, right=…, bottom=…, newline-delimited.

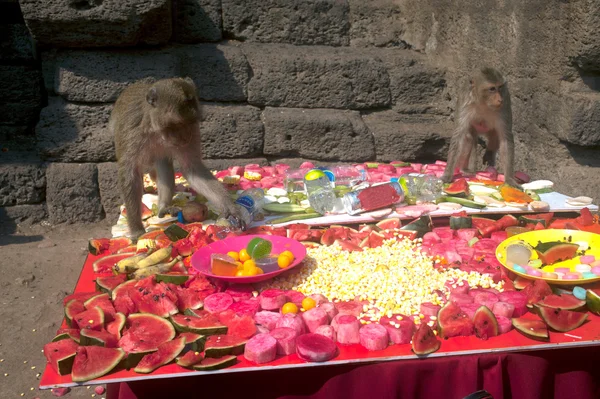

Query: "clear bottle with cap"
left=342, top=181, right=404, bottom=215
left=215, top=188, right=265, bottom=236
left=304, top=169, right=336, bottom=215
left=396, top=173, right=444, bottom=205
left=327, top=165, right=367, bottom=188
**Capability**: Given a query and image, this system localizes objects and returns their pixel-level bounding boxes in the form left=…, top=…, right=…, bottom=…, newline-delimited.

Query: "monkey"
left=109, top=77, right=242, bottom=240
left=441, top=67, right=519, bottom=187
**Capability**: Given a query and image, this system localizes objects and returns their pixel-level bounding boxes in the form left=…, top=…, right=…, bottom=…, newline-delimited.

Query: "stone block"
left=46, top=163, right=104, bottom=224
left=0, top=204, right=48, bottom=225
left=19, top=0, right=172, bottom=48
left=0, top=24, right=36, bottom=63
left=362, top=111, right=453, bottom=162
left=173, top=0, right=222, bottom=42
left=36, top=97, right=115, bottom=163
left=0, top=126, right=36, bottom=152
left=97, top=162, right=121, bottom=220
left=201, top=103, right=264, bottom=158
left=557, top=92, right=600, bottom=146
left=268, top=158, right=347, bottom=168
left=244, top=44, right=391, bottom=109
left=202, top=157, right=269, bottom=171
left=262, top=107, right=375, bottom=161
left=181, top=43, right=250, bottom=102
left=0, top=65, right=43, bottom=125
left=0, top=152, right=46, bottom=206
left=54, top=49, right=180, bottom=103
left=348, top=0, right=407, bottom=48
left=222, top=0, right=349, bottom=46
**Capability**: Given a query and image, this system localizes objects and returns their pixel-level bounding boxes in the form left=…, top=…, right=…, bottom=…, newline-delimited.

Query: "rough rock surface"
left=19, top=0, right=172, bottom=48
left=173, top=0, right=222, bottom=43
left=0, top=24, right=36, bottom=63
left=181, top=43, right=250, bottom=102
left=262, top=107, right=375, bottom=161
left=45, top=163, right=104, bottom=224
left=363, top=112, right=453, bottom=162
left=244, top=44, right=390, bottom=109
left=36, top=97, right=114, bottom=163
left=348, top=0, right=407, bottom=48
left=0, top=65, right=43, bottom=125
left=203, top=157, right=270, bottom=170
left=54, top=50, right=180, bottom=103
left=97, top=162, right=121, bottom=221
left=0, top=152, right=46, bottom=206
left=222, top=0, right=350, bottom=46
left=201, top=103, right=264, bottom=158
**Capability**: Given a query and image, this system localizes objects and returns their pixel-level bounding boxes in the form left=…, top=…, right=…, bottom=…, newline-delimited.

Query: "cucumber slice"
left=437, top=196, right=487, bottom=209
left=263, top=203, right=308, bottom=213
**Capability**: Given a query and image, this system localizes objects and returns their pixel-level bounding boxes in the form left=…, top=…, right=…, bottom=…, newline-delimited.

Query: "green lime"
left=247, top=238, right=272, bottom=260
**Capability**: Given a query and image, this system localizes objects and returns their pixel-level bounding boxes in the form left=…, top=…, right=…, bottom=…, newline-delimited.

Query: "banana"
left=113, top=254, right=148, bottom=274
left=135, top=246, right=173, bottom=269
left=263, top=203, right=308, bottom=213
left=136, top=238, right=156, bottom=253
left=130, top=256, right=181, bottom=280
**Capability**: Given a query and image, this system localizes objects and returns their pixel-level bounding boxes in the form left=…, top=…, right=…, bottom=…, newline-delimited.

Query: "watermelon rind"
left=80, top=329, right=117, bottom=347
left=71, top=347, right=125, bottom=382
left=44, top=339, right=78, bottom=376
left=134, top=337, right=186, bottom=374
left=375, top=218, right=400, bottom=230
left=176, top=350, right=204, bottom=368
left=179, top=332, right=206, bottom=353
left=536, top=305, right=588, bottom=332
left=95, top=275, right=127, bottom=294
left=411, top=324, right=441, bottom=356
left=511, top=317, right=549, bottom=341
left=192, top=355, right=237, bottom=371
left=93, top=253, right=135, bottom=274
left=52, top=329, right=81, bottom=344
left=170, top=314, right=228, bottom=335
left=400, top=215, right=433, bottom=238
left=155, top=273, right=190, bottom=285
left=164, top=224, right=189, bottom=242
left=534, top=242, right=579, bottom=265
left=64, top=299, right=85, bottom=327
left=204, top=335, right=248, bottom=358
left=473, top=306, right=499, bottom=340
left=586, top=289, right=600, bottom=315
left=536, top=294, right=586, bottom=311
left=449, top=215, right=472, bottom=230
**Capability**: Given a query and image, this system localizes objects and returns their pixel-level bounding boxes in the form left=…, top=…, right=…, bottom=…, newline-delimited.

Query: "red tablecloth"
left=107, top=346, right=600, bottom=399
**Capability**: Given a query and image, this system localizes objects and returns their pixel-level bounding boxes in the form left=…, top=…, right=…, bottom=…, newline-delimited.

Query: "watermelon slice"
left=92, top=253, right=135, bottom=274
left=537, top=306, right=588, bottom=332
left=534, top=242, right=579, bottom=265
left=119, top=313, right=176, bottom=354
left=63, top=292, right=97, bottom=306
left=471, top=217, right=497, bottom=237
left=179, top=332, right=206, bottom=353
left=106, top=313, right=126, bottom=339
left=95, top=275, right=127, bottom=294
left=88, top=238, right=110, bottom=256
left=53, top=329, right=81, bottom=344
left=43, top=339, right=78, bottom=375
left=64, top=299, right=86, bottom=327
left=437, top=302, right=474, bottom=338
left=376, top=218, right=401, bottom=230
left=411, top=323, right=441, bottom=356
left=522, top=279, right=553, bottom=305
left=176, top=350, right=204, bottom=368
left=72, top=307, right=104, bottom=330
left=192, top=355, right=237, bottom=371
left=170, top=312, right=227, bottom=335
left=84, top=293, right=117, bottom=322
left=472, top=306, right=499, bottom=340
left=512, top=317, right=549, bottom=341
left=134, top=337, right=186, bottom=374
left=71, top=346, right=125, bottom=382
left=444, top=179, right=470, bottom=196
left=204, top=335, right=248, bottom=358
left=80, top=329, right=118, bottom=348
left=536, top=294, right=586, bottom=310
left=520, top=213, right=554, bottom=227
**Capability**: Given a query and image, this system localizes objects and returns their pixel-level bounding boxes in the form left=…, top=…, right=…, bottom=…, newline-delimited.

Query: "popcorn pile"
left=261, top=238, right=504, bottom=322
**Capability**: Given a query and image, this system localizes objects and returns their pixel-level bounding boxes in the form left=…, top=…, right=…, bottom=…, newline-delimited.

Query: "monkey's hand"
left=219, top=200, right=247, bottom=231
left=440, top=173, right=453, bottom=184
left=158, top=206, right=182, bottom=218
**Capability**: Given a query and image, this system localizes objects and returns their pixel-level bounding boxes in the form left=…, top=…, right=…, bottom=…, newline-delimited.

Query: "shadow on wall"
left=0, top=207, right=44, bottom=245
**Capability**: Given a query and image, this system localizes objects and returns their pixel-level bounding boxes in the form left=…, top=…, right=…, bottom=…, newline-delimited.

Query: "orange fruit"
left=281, top=302, right=299, bottom=314
left=301, top=297, right=316, bottom=311
left=227, top=251, right=240, bottom=261
left=243, top=259, right=256, bottom=271
left=277, top=254, right=292, bottom=269
left=280, top=250, right=295, bottom=261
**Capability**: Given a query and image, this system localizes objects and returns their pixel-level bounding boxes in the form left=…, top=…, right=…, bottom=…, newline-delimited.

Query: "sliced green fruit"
left=585, top=289, right=600, bottom=315
left=437, top=196, right=486, bottom=209
left=204, top=335, right=248, bottom=358
left=511, top=317, right=549, bottom=341
left=247, top=237, right=272, bottom=260
left=192, top=355, right=237, bottom=371
left=163, top=224, right=190, bottom=242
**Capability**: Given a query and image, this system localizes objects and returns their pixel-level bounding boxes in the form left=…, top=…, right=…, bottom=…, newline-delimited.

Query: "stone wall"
left=0, top=0, right=598, bottom=226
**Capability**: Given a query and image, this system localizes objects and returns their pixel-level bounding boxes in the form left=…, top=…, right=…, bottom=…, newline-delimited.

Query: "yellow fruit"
left=281, top=302, right=299, bottom=314
left=239, top=249, right=251, bottom=262
left=227, top=251, right=240, bottom=261
left=301, top=297, right=316, bottom=311
left=243, top=259, right=256, bottom=271
left=242, top=267, right=260, bottom=276
left=236, top=261, right=244, bottom=270
left=277, top=254, right=292, bottom=269
left=280, top=250, right=295, bottom=261
left=235, top=270, right=244, bottom=277
left=255, top=267, right=264, bottom=275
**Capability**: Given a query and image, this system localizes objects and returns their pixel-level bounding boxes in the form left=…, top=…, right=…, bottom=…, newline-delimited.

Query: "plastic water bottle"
left=327, top=165, right=367, bottom=188
left=396, top=173, right=444, bottom=204
left=342, top=182, right=404, bottom=215
left=304, top=169, right=336, bottom=215
left=284, top=168, right=311, bottom=193
left=216, top=188, right=265, bottom=236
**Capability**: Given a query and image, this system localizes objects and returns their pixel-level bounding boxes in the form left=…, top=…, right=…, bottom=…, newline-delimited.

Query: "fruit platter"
left=40, top=204, right=600, bottom=391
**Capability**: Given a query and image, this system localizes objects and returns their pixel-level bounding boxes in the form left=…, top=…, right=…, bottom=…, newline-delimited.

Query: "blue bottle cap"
left=177, top=211, right=185, bottom=224
left=390, top=177, right=399, bottom=183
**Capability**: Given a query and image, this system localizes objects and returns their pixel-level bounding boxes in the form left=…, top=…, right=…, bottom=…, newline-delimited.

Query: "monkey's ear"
left=183, top=77, right=196, bottom=88
left=146, top=87, right=158, bottom=107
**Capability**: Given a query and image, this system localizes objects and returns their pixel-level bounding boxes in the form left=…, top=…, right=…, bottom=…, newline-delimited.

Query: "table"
left=107, top=346, right=600, bottom=399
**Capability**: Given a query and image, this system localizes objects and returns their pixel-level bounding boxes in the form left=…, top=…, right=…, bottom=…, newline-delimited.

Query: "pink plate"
left=191, top=235, right=307, bottom=284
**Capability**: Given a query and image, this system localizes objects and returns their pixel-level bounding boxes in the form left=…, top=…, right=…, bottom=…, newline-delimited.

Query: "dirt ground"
left=0, top=219, right=115, bottom=399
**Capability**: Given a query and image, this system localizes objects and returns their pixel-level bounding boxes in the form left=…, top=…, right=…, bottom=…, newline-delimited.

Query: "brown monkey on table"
left=110, top=77, right=242, bottom=240
left=441, top=67, right=519, bottom=187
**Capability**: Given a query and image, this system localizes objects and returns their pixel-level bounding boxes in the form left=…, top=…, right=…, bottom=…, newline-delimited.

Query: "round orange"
left=239, top=249, right=251, bottom=262
left=277, top=254, right=292, bottom=269
left=281, top=302, right=299, bottom=314
left=301, top=297, right=316, bottom=311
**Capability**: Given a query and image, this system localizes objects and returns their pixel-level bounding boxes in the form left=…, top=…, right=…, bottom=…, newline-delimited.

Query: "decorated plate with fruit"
left=496, top=229, right=600, bottom=285
left=191, top=235, right=307, bottom=283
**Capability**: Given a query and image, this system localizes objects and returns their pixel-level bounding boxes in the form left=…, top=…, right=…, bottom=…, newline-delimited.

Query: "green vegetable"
left=266, top=213, right=321, bottom=225
left=263, top=203, right=308, bottom=213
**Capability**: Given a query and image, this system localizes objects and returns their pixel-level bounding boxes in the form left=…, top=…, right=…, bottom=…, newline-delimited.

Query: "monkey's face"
left=146, top=78, right=202, bottom=140
left=479, top=83, right=505, bottom=111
